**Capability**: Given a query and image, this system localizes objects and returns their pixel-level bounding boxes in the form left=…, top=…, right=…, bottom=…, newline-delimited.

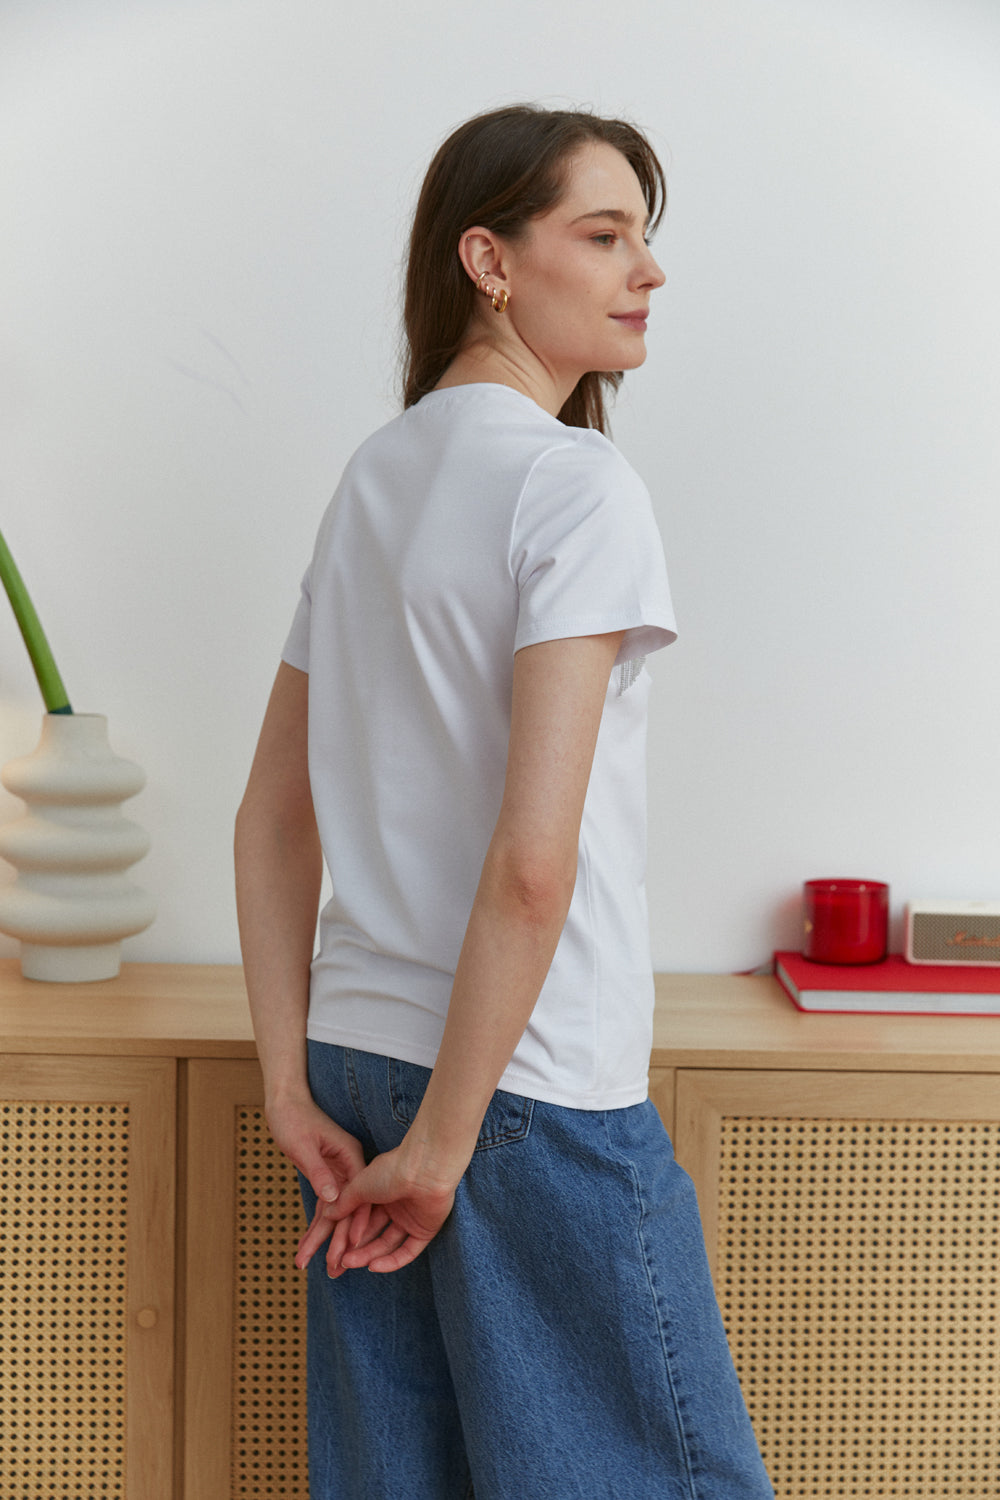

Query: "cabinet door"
left=0, top=1055, right=175, bottom=1500
left=675, top=1069, right=1000, bottom=1500
left=183, top=1060, right=308, bottom=1500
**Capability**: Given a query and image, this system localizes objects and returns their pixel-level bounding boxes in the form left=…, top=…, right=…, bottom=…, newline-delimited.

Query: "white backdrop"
left=2, top=0, right=998, bottom=971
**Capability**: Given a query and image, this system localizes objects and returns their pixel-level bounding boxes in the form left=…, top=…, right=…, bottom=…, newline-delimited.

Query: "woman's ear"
left=458, top=227, right=511, bottom=298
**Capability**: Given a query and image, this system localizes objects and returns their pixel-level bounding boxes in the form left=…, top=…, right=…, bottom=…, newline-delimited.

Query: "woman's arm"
left=235, top=661, right=365, bottom=1222
left=299, top=628, right=625, bottom=1274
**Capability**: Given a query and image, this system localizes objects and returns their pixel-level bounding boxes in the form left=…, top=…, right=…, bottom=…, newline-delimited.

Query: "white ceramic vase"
left=0, top=714, right=155, bottom=981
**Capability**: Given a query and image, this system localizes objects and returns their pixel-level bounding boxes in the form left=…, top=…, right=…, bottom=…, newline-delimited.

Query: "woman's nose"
left=635, top=246, right=665, bottom=290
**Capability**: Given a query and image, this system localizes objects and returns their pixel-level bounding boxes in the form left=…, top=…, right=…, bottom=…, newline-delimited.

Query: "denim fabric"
left=303, top=1042, right=774, bottom=1500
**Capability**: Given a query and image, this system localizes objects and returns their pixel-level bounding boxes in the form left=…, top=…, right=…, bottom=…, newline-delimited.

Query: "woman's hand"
left=311, top=1135, right=463, bottom=1276
left=264, top=1093, right=369, bottom=1271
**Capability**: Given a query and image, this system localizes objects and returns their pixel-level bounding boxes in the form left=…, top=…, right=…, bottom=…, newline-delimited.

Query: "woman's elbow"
left=234, top=777, right=319, bottom=867
left=485, top=843, right=578, bottom=931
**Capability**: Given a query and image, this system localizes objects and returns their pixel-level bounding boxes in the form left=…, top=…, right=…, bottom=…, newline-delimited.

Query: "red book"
left=774, top=950, right=1000, bottom=1016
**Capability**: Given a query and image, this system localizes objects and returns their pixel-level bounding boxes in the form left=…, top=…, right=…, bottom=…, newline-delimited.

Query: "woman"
left=235, top=105, right=773, bottom=1500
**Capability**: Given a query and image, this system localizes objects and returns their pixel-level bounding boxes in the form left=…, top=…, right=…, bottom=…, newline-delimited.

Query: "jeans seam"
left=388, top=1057, right=424, bottom=1133
left=344, top=1047, right=376, bottom=1141
left=604, top=1112, right=701, bottom=1500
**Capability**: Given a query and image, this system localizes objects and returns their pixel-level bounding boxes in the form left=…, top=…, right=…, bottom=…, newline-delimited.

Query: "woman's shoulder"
left=339, top=386, right=647, bottom=512
left=524, top=423, right=649, bottom=505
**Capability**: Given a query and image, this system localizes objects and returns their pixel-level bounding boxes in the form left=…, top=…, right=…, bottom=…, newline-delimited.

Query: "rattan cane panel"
left=718, top=1118, right=1000, bottom=1499
left=0, top=1101, right=129, bottom=1497
left=232, top=1106, right=309, bottom=1498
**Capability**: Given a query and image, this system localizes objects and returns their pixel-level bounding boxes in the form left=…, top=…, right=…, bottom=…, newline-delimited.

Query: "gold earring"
left=491, top=288, right=509, bottom=314
left=474, top=270, right=489, bottom=291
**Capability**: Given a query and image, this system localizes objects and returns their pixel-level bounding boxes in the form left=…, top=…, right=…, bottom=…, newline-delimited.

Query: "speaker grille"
left=0, top=1100, right=129, bottom=1497
left=718, top=1118, right=1000, bottom=1498
left=232, top=1106, right=309, bottom=1498
left=910, top=912, right=1000, bottom=963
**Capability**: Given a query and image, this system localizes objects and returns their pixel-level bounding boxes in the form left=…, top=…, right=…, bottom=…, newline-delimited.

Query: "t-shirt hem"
left=514, top=613, right=676, bottom=660
left=305, top=1019, right=650, bottom=1112
left=281, top=642, right=309, bottom=673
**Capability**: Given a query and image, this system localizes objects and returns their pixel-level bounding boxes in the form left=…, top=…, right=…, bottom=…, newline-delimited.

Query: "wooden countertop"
left=0, top=961, right=258, bottom=1057
left=0, top=960, right=997, bottom=1072
left=652, top=972, right=1000, bottom=1073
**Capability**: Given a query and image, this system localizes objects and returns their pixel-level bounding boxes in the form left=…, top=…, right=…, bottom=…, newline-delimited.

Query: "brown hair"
left=401, top=105, right=666, bottom=434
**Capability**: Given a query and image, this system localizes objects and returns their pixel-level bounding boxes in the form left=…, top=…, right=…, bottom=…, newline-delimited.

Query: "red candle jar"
left=803, top=879, right=889, bottom=964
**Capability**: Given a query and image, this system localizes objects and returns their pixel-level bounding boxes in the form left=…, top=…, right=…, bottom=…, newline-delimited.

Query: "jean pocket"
left=388, top=1058, right=534, bottom=1152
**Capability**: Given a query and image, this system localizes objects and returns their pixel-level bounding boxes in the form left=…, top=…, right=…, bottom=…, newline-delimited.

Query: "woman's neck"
left=434, top=338, right=572, bottom=419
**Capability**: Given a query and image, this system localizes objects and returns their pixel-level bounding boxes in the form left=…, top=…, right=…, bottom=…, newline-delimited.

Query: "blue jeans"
left=303, top=1042, right=773, bottom=1500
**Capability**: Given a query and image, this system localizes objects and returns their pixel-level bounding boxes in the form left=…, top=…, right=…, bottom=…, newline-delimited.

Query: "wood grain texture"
left=0, top=960, right=254, bottom=1056
left=652, top=971, right=1000, bottom=1073
left=3, top=961, right=999, bottom=1072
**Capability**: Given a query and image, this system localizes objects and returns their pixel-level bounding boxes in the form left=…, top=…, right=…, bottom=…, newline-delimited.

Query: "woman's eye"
left=592, top=233, right=616, bottom=246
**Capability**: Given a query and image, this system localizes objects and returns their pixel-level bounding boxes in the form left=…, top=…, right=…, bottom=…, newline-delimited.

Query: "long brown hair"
left=401, top=105, right=666, bottom=434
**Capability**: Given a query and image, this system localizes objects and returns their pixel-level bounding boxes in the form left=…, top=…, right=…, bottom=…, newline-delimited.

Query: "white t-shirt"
left=282, top=383, right=677, bottom=1109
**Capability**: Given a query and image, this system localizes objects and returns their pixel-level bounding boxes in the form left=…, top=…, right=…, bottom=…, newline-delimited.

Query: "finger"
left=312, top=1142, right=367, bottom=1204
left=333, top=1152, right=397, bottom=1218
left=314, top=1174, right=341, bottom=1206
left=295, top=1203, right=336, bottom=1269
left=293, top=1147, right=343, bottom=1207
left=324, top=1215, right=354, bottom=1279
left=340, top=1222, right=408, bottom=1270
left=368, top=1236, right=430, bottom=1273
left=349, top=1203, right=387, bottom=1248
left=323, top=1204, right=383, bottom=1277
left=298, top=1126, right=366, bottom=1205
left=332, top=1178, right=369, bottom=1218
left=319, top=1135, right=367, bottom=1183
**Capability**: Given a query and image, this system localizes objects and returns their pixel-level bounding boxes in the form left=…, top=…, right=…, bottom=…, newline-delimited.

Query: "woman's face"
left=501, top=142, right=666, bottom=388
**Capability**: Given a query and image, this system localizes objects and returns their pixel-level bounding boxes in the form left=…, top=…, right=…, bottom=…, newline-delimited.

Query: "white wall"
left=2, top=0, right=998, bottom=971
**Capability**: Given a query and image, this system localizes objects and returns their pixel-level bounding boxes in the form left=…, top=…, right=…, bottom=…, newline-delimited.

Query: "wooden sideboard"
left=1, top=961, right=999, bottom=1499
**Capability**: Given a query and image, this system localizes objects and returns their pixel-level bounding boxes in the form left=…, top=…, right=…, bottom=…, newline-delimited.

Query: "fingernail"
left=320, top=1185, right=338, bottom=1202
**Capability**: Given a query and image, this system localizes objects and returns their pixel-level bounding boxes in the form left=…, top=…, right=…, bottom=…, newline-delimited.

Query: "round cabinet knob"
left=136, top=1307, right=158, bottom=1329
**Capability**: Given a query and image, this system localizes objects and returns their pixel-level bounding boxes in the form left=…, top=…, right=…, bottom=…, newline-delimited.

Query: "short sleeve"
left=281, top=567, right=312, bottom=672
left=510, top=434, right=677, bottom=663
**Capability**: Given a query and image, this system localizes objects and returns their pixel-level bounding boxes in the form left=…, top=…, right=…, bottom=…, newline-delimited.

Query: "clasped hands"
left=266, top=1095, right=458, bottom=1277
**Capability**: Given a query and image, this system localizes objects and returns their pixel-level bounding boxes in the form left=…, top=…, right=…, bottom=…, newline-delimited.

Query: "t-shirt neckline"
left=418, top=383, right=557, bottom=419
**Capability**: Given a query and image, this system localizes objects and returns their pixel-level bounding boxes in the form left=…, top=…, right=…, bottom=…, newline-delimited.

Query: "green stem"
left=0, top=527, right=72, bottom=714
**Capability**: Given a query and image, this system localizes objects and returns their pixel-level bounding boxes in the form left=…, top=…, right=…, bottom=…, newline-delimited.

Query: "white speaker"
left=905, top=900, right=1000, bottom=966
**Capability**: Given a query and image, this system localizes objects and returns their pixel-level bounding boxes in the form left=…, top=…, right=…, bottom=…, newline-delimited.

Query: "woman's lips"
left=611, top=312, right=649, bottom=332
